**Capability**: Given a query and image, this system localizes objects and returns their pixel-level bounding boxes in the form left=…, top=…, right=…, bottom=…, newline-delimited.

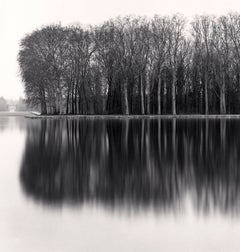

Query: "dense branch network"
left=18, top=14, right=240, bottom=115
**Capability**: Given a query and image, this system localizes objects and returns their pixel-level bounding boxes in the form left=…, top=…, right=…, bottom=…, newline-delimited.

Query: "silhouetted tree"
left=18, top=14, right=240, bottom=115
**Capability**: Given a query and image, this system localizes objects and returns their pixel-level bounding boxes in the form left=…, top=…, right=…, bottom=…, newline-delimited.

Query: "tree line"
left=18, top=13, right=240, bottom=115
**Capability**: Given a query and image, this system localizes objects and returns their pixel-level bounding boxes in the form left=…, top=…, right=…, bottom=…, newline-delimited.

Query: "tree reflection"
left=0, top=116, right=26, bottom=132
left=20, top=119, right=240, bottom=214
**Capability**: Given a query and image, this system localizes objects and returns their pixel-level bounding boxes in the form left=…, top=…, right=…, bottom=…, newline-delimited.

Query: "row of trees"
left=18, top=13, right=240, bottom=115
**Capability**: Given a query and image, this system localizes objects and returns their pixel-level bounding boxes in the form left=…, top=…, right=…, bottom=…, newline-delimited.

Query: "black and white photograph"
left=2, top=0, right=240, bottom=251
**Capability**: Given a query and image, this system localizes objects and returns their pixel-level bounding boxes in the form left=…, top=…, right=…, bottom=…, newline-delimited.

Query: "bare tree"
left=151, top=16, right=169, bottom=114
left=18, top=14, right=240, bottom=115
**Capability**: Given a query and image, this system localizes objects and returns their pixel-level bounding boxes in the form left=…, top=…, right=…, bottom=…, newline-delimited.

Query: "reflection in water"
left=0, top=116, right=26, bottom=132
left=20, top=119, right=240, bottom=214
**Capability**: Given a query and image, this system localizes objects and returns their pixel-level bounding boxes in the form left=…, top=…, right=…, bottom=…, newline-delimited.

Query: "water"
left=1, top=116, right=240, bottom=251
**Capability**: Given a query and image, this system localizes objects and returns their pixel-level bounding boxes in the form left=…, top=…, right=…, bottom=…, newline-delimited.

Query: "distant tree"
left=0, top=97, right=8, bottom=111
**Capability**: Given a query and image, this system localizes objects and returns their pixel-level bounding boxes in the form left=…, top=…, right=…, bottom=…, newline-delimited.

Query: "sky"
left=1, top=0, right=240, bottom=100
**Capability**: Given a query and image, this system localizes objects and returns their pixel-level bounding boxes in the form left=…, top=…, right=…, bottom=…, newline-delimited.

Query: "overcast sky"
left=1, top=0, right=240, bottom=100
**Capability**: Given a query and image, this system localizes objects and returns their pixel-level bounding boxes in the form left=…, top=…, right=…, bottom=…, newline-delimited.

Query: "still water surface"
left=1, top=116, right=240, bottom=251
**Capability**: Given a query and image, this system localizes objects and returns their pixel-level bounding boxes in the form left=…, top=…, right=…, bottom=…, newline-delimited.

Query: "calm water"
left=1, top=116, right=240, bottom=251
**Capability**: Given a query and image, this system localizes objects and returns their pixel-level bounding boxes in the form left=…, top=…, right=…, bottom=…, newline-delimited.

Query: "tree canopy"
left=18, top=14, right=240, bottom=115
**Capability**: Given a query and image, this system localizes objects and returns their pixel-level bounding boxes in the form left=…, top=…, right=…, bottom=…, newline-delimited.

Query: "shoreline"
left=24, top=114, right=240, bottom=120
left=2, top=111, right=240, bottom=119
left=0, top=112, right=33, bottom=117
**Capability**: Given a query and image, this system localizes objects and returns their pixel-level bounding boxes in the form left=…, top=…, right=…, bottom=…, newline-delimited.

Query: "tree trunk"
left=140, top=74, right=145, bottom=115
left=106, top=77, right=113, bottom=114
left=40, top=100, right=47, bottom=115
left=172, top=68, right=176, bottom=115
left=157, top=75, right=161, bottom=115
left=122, top=80, right=129, bottom=115
left=66, top=89, right=70, bottom=114
left=74, top=88, right=77, bottom=114
left=163, top=75, right=167, bottom=114
left=40, top=87, right=47, bottom=114
left=146, top=71, right=150, bottom=115
left=220, top=75, right=226, bottom=114
left=59, top=90, right=63, bottom=114
left=204, top=73, right=209, bottom=115
left=71, top=84, right=75, bottom=114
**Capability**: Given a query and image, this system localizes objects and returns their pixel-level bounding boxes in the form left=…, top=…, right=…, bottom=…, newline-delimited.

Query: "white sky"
left=1, top=0, right=240, bottom=100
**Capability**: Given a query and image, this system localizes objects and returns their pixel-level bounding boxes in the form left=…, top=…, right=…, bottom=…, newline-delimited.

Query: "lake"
left=1, top=116, right=240, bottom=252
